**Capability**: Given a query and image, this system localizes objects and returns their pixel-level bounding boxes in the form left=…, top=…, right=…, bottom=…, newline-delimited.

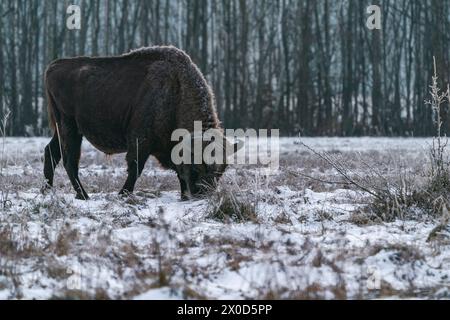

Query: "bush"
left=301, top=58, right=450, bottom=222
left=370, top=58, right=450, bottom=220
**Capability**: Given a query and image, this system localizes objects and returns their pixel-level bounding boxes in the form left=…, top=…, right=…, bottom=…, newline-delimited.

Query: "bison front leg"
left=62, top=129, right=89, bottom=200
left=119, top=143, right=150, bottom=196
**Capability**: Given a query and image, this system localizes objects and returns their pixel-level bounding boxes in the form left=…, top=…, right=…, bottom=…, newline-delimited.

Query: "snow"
left=0, top=136, right=449, bottom=299
left=134, top=287, right=183, bottom=300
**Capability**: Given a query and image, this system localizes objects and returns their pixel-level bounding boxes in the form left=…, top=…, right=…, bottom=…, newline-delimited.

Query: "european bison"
left=43, top=46, right=235, bottom=200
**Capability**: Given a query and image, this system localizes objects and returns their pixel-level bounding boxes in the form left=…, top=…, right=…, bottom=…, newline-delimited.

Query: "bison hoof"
left=119, top=189, right=132, bottom=197
left=40, top=183, right=52, bottom=195
left=75, top=193, right=89, bottom=200
left=181, top=194, right=192, bottom=201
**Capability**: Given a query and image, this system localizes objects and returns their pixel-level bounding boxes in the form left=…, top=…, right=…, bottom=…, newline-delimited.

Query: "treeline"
left=0, top=0, right=449, bottom=136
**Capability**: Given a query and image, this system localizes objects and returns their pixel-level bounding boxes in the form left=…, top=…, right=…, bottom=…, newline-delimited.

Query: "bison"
left=43, top=46, right=236, bottom=200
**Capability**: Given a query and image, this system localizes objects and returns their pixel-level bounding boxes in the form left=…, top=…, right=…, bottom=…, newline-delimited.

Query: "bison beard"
left=42, top=46, right=232, bottom=200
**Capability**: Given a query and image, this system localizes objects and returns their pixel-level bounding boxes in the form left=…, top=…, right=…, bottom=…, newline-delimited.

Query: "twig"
left=286, top=169, right=350, bottom=186
left=298, top=141, right=384, bottom=200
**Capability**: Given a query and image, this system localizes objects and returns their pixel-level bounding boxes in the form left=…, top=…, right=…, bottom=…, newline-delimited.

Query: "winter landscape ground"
left=0, top=136, right=450, bottom=299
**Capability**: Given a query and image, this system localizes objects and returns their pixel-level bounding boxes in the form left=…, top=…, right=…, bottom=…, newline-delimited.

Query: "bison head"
left=175, top=137, right=241, bottom=200
left=176, top=163, right=226, bottom=200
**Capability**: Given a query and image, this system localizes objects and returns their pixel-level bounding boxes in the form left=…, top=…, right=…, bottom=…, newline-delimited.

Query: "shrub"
left=300, top=58, right=450, bottom=221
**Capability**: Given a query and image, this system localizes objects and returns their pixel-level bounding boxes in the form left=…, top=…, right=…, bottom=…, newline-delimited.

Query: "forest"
left=0, top=0, right=449, bottom=136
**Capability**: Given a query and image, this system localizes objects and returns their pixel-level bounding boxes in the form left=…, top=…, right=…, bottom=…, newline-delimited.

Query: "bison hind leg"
left=42, top=133, right=62, bottom=193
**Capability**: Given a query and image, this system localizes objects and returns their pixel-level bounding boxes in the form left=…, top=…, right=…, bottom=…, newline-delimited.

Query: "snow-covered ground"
left=0, top=137, right=449, bottom=299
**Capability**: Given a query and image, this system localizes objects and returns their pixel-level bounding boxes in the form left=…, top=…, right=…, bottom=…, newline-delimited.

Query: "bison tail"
left=44, top=77, right=60, bottom=133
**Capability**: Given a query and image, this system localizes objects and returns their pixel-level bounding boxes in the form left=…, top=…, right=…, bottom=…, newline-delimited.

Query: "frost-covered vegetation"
left=0, top=137, right=450, bottom=299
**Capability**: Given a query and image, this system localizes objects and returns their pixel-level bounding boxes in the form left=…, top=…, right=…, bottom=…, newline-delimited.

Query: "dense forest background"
left=0, top=0, right=449, bottom=136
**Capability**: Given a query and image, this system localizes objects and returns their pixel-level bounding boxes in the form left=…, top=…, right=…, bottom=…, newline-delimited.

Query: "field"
left=0, top=137, right=450, bottom=299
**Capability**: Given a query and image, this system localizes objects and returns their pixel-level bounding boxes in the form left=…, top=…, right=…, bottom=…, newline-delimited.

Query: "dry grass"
left=0, top=126, right=448, bottom=299
left=205, top=177, right=259, bottom=223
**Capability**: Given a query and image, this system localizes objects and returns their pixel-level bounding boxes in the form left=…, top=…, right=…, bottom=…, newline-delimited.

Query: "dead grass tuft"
left=205, top=178, right=258, bottom=223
